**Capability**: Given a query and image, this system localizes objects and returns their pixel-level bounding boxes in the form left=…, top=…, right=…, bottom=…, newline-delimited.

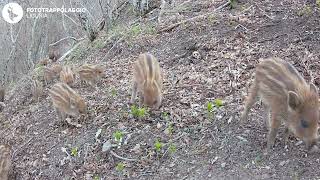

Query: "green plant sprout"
left=130, top=25, right=141, bottom=37
left=207, top=101, right=213, bottom=113
left=111, top=88, right=117, bottom=97
left=214, top=99, right=224, bottom=107
left=154, top=140, right=163, bottom=152
left=113, top=130, right=124, bottom=142
left=116, top=162, right=125, bottom=172
left=71, top=147, right=78, bottom=157
left=130, top=105, right=148, bottom=118
left=162, top=112, right=169, bottom=120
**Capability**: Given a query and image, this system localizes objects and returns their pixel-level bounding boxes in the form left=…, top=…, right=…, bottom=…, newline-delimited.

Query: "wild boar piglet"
left=0, top=144, right=11, bottom=180
left=0, top=86, right=4, bottom=102
left=44, top=63, right=62, bottom=85
left=31, top=79, right=43, bottom=102
left=49, top=82, right=86, bottom=121
left=241, top=57, right=319, bottom=150
left=131, top=53, right=163, bottom=109
left=77, top=64, right=105, bottom=87
left=60, top=66, right=75, bottom=86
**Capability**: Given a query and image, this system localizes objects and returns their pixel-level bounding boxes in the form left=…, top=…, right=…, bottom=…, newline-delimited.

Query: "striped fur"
left=60, top=66, right=75, bottom=86
left=0, top=144, right=11, bottom=180
left=49, top=83, right=86, bottom=121
left=31, top=79, right=43, bottom=102
left=131, top=53, right=163, bottom=109
left=241, top=57, right=319, bottom=150
left=44, top=63, right=62, bottom=85
left=77, top=64, right=105, bottom=87
left=0, top=86, right=4, bottom=102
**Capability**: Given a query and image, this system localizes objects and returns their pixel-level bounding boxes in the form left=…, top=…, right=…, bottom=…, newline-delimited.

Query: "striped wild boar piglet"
left=31, top=79, right=43, bottom=102
left=77, top=64, right=105, bottom=87
left=241, top=57, right=319, bottom=151
left=49, top=83, right=86, bottom=121
left=0, top=85, right=4, bottom=102
left=44, top=63, right=62, bottom=85
left=60, top=66, right=75, bottom=86
left=131, top=53, right=163, bottom=109
left=0, top=144, right=11, bottom=180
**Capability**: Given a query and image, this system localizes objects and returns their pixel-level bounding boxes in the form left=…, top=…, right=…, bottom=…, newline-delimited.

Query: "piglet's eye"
left=301, top=119, right=309, bottom=128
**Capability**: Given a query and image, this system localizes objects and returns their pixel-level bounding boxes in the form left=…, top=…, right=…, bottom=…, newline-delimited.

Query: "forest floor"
left=2, top=0, right=320, bottom=179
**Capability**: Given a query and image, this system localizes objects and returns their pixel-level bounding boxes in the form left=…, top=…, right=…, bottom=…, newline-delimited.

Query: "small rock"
left=221, top=162, right=226, bottom=168
left=227, top=117, right=233, bottom=124
left=244, top=130, right=250, bottom=134
left=131, top=144, right=141, bottom=154
left=95, top=129, right=102, bottom=139
left=279, top=161, right=286, bottom=166
left=169, top=162, right=175, bottom=168
left=236, top=136, right=248, bottom=142
left=102, top=141, right=112, bottom=152
left=211, top=156, right=219, bottom=164
left=279, top=160, right=289, bottom=166
left=157, top=122, right=162, bottom=129
left=42, top=157, right=49, bottom=162
left=192, top=51, right=201, bottom=59
left=295, top=141, right=303, bottom=146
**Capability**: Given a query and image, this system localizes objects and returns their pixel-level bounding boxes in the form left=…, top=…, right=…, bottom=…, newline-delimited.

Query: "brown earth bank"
left=1, top=0, right=320, bottom=179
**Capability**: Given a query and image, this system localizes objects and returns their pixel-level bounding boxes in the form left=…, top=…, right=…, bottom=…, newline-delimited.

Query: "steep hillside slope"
left=1, top=0, right=320, bottom=179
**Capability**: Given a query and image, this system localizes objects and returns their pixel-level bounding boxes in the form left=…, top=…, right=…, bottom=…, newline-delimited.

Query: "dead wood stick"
left=57, top=40, right=85, bottom=63
left=110, top=150, right=138, bottom=161
left=157, top=1, right=230, bottom=33
left=49, top=36, right=84, bottom=47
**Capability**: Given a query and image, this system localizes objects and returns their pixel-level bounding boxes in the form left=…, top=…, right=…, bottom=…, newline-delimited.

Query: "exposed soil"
left=1, top=0, right=320, bottom=179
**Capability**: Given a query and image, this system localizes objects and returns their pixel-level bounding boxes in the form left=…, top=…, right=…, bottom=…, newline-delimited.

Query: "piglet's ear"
left=310, top=83, right=318, bottom=95
left=288, top=91, right=300, bottom=110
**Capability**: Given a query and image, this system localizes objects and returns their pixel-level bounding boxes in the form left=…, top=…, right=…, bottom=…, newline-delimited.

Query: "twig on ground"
left=110, top=150, right=138, bottom=161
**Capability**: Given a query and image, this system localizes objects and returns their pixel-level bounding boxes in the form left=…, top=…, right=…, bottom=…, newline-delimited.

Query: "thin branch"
left=110, top=150, right=138, bottom=161
left=57, top=40, right=85, bottom=62
left=63, top=12, right=81, bottom=27
left=49, top=36, right=84, bottom=46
